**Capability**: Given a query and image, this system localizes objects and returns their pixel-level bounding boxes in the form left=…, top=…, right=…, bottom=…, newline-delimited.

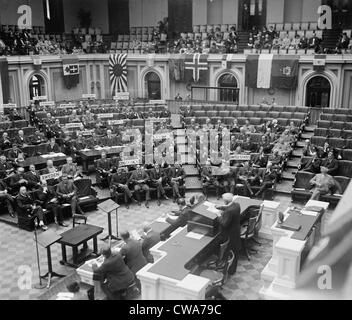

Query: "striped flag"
left=109, top=53, right=128, bottom=94
left=313, top=54, right=326, bottom=71
left=0, top=57, right=10, bottom=104
left=245, top=54, right=299, bottom=89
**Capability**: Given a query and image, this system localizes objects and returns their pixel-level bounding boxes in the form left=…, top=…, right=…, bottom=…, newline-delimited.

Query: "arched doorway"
left=29, top=74, right=46, bottom=100
left=145, top=71, right=161, bottom=100
left=306, top=76, right=331, bottom=108
left=218, top=73, right=239, bottom=103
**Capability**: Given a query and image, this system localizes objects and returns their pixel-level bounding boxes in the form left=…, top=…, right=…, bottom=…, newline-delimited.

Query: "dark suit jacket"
left=141, top=231, right=161, bottom=263
left=217, top=202, right=241, bottom=252
left=168, top=167, right=186, bottom=180
left=46, top=143, right=60, bottom=153
left=129, top=170, right=149, bottom=184
left=149, top=168, right=166, bottom=181
left=24, top=170, right=41, bottom=186
left=16, top=193, right=35, bottom=215
left=96, top=158, right=112, bottom=172
left=13, top=135, right=29, bottom=146
left=110, top=172, right=129, bottom=186
left=56, top=180, right=77, bottom=197
left=166, top=206, right=191, bottom=233
left=120, top=239, right=147, bottom=274
left=93, top=253, right=135, bottom=292
left=322, top=158, right=339, bottom=176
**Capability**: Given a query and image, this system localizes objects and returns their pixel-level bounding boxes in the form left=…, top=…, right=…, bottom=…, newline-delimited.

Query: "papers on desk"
left=94, top=146, right=103, bottom=151
left=41, top=153, right=66, bottom=158
left=79, top=196, right=90, bottom=200
left=301, top=210, right=318, bottom=217
left=81, top=148, right=91, bottom=151
left=156, top=217, right=167, bottom=223
left=186, top=231, right=204, bottom=240
left=203, top=201, right=213, bottom=207
left=56, top=292, right=74, bottom=300
left=203, top=201, right=221, bottom=215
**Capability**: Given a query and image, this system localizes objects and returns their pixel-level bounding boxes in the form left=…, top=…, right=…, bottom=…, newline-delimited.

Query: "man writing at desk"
left=165, top=198, right=192, bottom=236
left=215, top=193, right=241, bottom=275
left=92, top=245, right=135, bottom=300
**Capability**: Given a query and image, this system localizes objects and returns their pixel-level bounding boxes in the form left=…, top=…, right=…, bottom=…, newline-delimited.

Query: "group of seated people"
left=0, top=155, right=84, bottom=230
left=168, top=26, right=239, bottom=54
left=299, top=139, right=340, bottom=176
left=247, top=26, right=323, bottom=52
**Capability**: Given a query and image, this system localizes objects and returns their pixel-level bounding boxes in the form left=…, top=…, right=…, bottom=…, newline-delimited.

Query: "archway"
left=306, top=76, right=331, bottom=108
left=145, top=71, right=161, bottom=100
left=217, top=73, right=238, bottom=103
left=29, top=74, right=46, bottom=100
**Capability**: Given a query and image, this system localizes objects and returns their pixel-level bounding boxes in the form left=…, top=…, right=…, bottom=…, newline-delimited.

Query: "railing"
left=191, top=86, right=240, bottom=105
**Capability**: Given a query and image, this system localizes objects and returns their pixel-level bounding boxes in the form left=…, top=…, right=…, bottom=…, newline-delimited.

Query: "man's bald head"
left=222, top=193, right=234, bottom=205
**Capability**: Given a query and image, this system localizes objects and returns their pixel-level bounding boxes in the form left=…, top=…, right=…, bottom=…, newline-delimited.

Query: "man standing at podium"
left=215, top=193, right=241, bottom=275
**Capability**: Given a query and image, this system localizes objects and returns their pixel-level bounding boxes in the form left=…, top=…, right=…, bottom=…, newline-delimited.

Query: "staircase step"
left=292, top=149, right=303, bottom=157
left=304, top=126, right=316, bottom=133
left=282, top=168, right=297, bottom=181
left=183, top=165, right=199, bottom=175
left=287, top=159, right=300, bottom=168
left=276, top=180, right=294, bottom=195
left=296, top=141, right=306, bottom=148
left=301, top=133, right=314, bottom=140
left=185, top=176, right=202, bottom=190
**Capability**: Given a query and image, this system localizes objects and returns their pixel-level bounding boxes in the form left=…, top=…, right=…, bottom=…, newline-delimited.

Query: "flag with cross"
left=184, top=53, right=209, bottom=83
left=61, top=55, right=80, bottom=89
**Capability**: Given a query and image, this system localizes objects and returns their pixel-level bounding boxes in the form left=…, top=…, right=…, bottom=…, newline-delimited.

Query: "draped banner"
left=61, top=55, right=80, bottom=89
left=0, top=57, right=10, bottom=104
left=245, top=54, right=299, bottom=89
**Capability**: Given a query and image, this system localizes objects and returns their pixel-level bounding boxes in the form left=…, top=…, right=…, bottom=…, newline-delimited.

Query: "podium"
left=36, top=230, right=65, bottom=288
left=98, top=199, right=121, bottom=242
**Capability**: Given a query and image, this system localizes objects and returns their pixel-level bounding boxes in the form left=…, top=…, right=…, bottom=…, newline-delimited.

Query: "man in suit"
left=46, top=138, right=60, bottom=154
left=159, top=105, right=171, bottom=118
left=73, top=133, right=87, bottom=151
left=120, top=231, right=147, bottom=275
left=34, top=181, right=67, bottom=227
left=7, top=144, right=24, bottom=162
left=251, top=146, right=268, bottom=168
left=309, top=166, right=336, bottom=201
left=254, top=162, right=277, bottom=198
left=30, top=129, right=46, bottom=145
left=110, top=167, right=136, bottom=209
left=141, top=223, right=160, bottom=263
left=168, top=162, right=186, bottom=202
left=181, top=105, right=194, bottom=119
left=92, top=245, right=135, bottom=300
left=96, top=152, right=113, bottom=186
left=322, top=151, right=339, bottom=176
left=0, top=155, right=14, bottom=179
left=165, top=198, right=191, bottom=235
left=61, top=157, right=80, bottom=179
left=56, top=173, right=84, bottom=216
left=299, top=152, right=321, bottom=174
left=13, top=130, right=29, bottom=147
left=201, top=159, right=221, bottom=200
left=0, top=132, right=12, bottom=150
left=0, top=179, right=15, bottom=217
left=148, top=163, right=169, bottom=205
left=24, top=164, right=41, bottom=190
left=16, top=186, right=47, bottom=230
left=215, top=193, right=241, bottom=275
left=237, top=162, right=255, bottom=197
left=128, top=165, right=150, bottom=208
left=10, top=167, right=29, bottom=193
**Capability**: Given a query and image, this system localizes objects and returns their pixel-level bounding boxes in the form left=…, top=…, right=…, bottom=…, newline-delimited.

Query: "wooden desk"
left=59, top=224, right=104, bottom=268
left=19, top=155, right=67, bottom=170
left=77, top=147, right=123, bottom=173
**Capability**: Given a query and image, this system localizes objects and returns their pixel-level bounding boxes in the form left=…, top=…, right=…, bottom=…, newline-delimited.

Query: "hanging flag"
left=109, top=53, right=128, bottom=94
left=185, top=53, right=208, bottom=83
left=245, top=54, right=299, bottom=89
left=169, top=56, right=185, bottom=82
left=61, top=55, right=80, bottom=89
left=221, top=54, right=234, bottom=69
left=46, top=0, right=51, bottom=20
left=0, top=57, right=10, bottom=104
left=313, top=54, right=326, bottom=72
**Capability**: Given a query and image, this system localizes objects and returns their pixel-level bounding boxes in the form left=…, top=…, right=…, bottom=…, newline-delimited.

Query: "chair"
left=240, top=216, right=258, bottom=260
left=72, top=214, right=87, bottom=227
left=291, top=171, right=314, bottom=202
left=200, top=238, right=230, bottom=270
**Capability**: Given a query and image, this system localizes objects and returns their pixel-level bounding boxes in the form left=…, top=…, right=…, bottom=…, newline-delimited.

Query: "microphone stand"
left=33, top=221, right=46, bottom=289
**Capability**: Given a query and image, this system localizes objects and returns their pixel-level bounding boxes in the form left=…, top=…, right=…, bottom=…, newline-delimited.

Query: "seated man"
left=7, top=144, right=25, bottom=163
left=148, top=163, right=169, bottom=206
left=46, top=138, right=60, bottom=154
left=141, top=223, right=160, bottom=263
left=10, top=167, right=29, bottom=193
left=309, top=166, right=336, bottom=201
left=110, top=167, right=136, bottom=209
left=92, top=245, right=135, bottom=300
left=0, top=132, right=12, bottom=150
left=120, top=231, right=147, bottom=275
left=242, top=135, right=256, bottom=153
left=31, top=129, right=46, bottom=145
left=202, top=118, right=213, bottom=131
left=165, top=198, right=191, bottom=232
left=73, top=133, right=87, bottom=151
left=61, top=157, right=80, bottom=179
left=159, top=105, right=171, bottom=118
left=13, top=130, right=30, bottom=147
left=254, top=162, right=277, bottom=198
left=0, top=179, right=15, bottom=217
left=0, top=155, right=14, bottom=179
left=128, top=165, right=150, bottom=208
left=96, top=152, right=113, bottom=186
left=180, top=105, right=194, bottom=118
left=201, top=159, right=221, bottom=200
left=82, top=110, right=95, bottom=128
left=251, top=146, right=268, bottom=168
left=16, top=186, right=48, bottom=231
left=321, top=151, right=339, bottom=176
left=56, top=173, right=84, bottom=216
left=68, top=110, right=81, bottom=123
left=24, top=164, right=41, bottom=190
left=237, top=162, right=256, bottom=197
left=44, top=113, right=55, bottom=126
left=299, top=152, right=321, bottom=174
left=42, top=160, right=60, bottom=185
left=35, top=181, right=67, bottom=227
left=187, top=118, right=199, bottom=131
left=168, top=162, right=186, bottom=202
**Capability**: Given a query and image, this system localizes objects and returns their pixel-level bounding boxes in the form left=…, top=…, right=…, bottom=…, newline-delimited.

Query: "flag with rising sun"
left=109, top=53, right=128, bottom=94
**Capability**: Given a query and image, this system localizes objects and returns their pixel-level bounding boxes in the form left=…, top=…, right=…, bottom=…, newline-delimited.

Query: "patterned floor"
left=0, top=192, right=332, bottom=300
